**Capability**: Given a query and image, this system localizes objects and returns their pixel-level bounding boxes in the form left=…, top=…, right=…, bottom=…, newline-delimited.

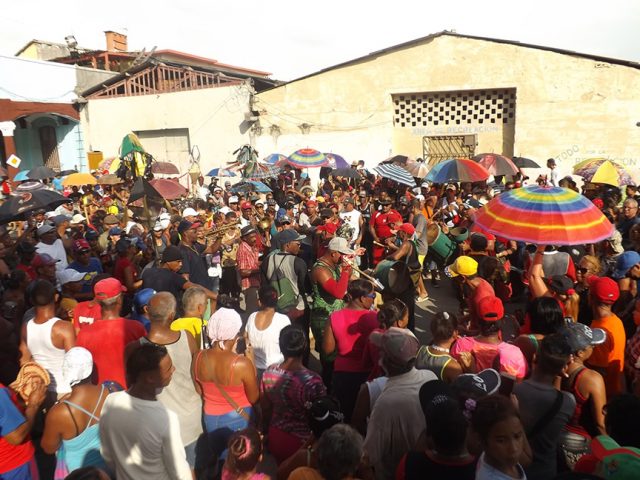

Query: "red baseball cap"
left=306, top=200, right=318, bottom=207
left=73, top=239, right=91, bottom=252
left=32, top=253, right=59, bottom=268
left=397, top=223, right=415, bottom=236
left=241, top=201, right=253, bottom=210
left=477, top=295, right=504, bottom=322
left=94, top=278, right=126, bottom=300
left=387, top=212, right=402, bottom=224
left=588, top=276, right=620, bottom=304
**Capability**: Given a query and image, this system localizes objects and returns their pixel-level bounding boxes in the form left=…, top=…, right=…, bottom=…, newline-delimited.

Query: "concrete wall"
left=81, top=83, right=253, bottom=177
left=0, top=54, right=77, bottom=103
left=255, top=35, right=640, bottom=181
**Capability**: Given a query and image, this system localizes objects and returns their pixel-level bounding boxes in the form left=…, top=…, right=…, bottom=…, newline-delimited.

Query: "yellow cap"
left=445, top=256, right=478, bottom=277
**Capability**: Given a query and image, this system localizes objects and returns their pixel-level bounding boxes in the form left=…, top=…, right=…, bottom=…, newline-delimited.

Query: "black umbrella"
left=27, top=166, right=57, bottom=180
left=512, top=157, right=541, bottom=169
left=57, top=169, right=78, bottom=177
left=129, top=178, right=164, bottom=204
left=331, top=168, right=360, bottom=179
left=0, top=189, right=70, bottom=223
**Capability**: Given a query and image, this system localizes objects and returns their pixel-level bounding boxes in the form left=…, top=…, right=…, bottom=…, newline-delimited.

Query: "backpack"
left=268, top=253, right=299, bottom=313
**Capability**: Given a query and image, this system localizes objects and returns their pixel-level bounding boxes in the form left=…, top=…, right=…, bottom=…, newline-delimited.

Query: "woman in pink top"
left=322, top=279, right=378, bottom=422
left=450, top=295, right=527, bottom=379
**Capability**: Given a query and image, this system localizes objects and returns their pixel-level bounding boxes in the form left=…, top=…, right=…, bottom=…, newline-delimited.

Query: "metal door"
left=423, top=135, right=476, bottom=166
left=39, top=126, right=60, bottom=170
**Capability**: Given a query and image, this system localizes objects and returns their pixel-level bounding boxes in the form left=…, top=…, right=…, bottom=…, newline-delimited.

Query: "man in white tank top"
left=20, top=280, right=75, bottom=403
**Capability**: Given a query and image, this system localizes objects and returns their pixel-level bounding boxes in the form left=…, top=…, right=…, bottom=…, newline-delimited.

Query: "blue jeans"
left=204, top=408, right=252, bottom=460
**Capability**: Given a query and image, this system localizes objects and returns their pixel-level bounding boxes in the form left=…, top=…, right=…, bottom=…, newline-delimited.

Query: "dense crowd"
left=2, top=161, right=640, bottom=480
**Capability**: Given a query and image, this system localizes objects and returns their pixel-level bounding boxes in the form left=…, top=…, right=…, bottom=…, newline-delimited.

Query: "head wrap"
left=207, top=307, right=242, bottom=348
left=62, top=347, right=94, bottom=387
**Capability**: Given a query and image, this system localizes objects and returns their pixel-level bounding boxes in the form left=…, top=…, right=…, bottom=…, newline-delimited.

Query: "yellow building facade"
left=254, top=33, right=640, bottom=178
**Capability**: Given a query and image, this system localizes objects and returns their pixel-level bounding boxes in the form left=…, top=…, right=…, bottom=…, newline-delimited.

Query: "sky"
left=2, top=0, right=639, bottom=80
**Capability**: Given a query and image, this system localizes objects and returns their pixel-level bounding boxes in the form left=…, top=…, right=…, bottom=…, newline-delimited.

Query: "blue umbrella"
left=13, top=170, right=30, bottom=181
left=206, top=168, right=236, bottom=177
left=231, top=180, right=272, bottom=193
left=373, top=164, right=416, bottom=187
left=246, top=165, right=282, bottom=180
left=263, top=154, right=288, bottom=165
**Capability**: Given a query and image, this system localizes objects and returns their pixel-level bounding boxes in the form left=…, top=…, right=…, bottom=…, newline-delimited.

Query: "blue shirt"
left=0, top=386, right=25, bottom=437
left=68, top=258, right=103, bottom=294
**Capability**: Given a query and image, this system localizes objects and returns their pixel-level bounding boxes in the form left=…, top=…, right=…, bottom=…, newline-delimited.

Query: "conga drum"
left=374, top=260, right=412, bottom=294
left=426, top=224, right=457, bottom=264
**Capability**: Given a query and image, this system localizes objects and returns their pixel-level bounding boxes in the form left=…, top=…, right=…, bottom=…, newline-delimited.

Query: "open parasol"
left=245, top=164, right=282, bottom=180
left=373, top=164, right=416, bottom=187
left=62, top=173, right=97, bottom=187
left=0, top=189, right=70, bottom=223
left=151, top=162, right=180, bottom=175
left=96, top=174, right=123, bottom=185
left=402, top=160, right=429, bottom=178
left=473, top=185, right=614, bottom=245
left=27, top=166, right=56, bottom=180
left=573, top=158, right=635, bottom=186
left=13, top=170, right=30, bottom=182
left=331, top=168, right=361, bottom=179
left=325, top=153, right=350, bottom=169
left=206, top=167, right=237, bottom=177
left=425, top=158, right=490, bottom=183
left=472, top=153, right=519, bottom=176
left=512, top=157, right=541, bottom=169
left=149, top=179, right=188, bottom=200
left=285, top=149, right=328, bottom=168
left=231, top=180, right=272, bottom=193
left=263, top=153, right=288, bottom=165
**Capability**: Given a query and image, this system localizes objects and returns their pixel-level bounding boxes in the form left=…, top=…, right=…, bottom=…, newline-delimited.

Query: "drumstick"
left=373, top=240, right=386, bottom=248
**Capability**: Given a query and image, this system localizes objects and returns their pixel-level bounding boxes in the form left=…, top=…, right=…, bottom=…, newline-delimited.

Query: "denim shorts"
left=204, top=408, right=252, bottom=459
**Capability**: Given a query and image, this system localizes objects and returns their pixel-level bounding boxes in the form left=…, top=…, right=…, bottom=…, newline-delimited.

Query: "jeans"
left=204, top=408, right=252, bottom=460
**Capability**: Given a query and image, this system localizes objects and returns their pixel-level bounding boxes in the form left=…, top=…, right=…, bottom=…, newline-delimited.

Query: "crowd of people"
left=1, top=161, right=640, bottom=480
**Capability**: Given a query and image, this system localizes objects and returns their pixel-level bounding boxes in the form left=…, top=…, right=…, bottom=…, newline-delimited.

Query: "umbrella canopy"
left=286, top=149, right=328, bottom=168
left=246, top=164, right=282, bottom=180
left=13, top=170, right=30, bottom=182
left=331, top=168, right=360, bottom=179
left=57, top=169, right=78, bottom=177
left=380, top=154, right=411, bottom=165
left=263, top=154, right=288, bottom=165
left=151, top=162, right=180, bottom=175
left=402, top=160, right=429, bottom=178
left=148, top=179, right=188, bottom=200
left=62, top=173, right=97, bottom=187
left=96, top=174, right=123, bottom=185
left=325, top=153, right=350, bottom=169
left=473, top=185, right=614, bottom=245
left=373, top=164, right=416, bottom=187
left=206, top=167, right=237, bottom=177
left=231, top=180, right=272, bottom=193
left=425, top=158, right=490, bottom=183
left=27, top=166, right=56, bottom=180
left=512, top=157, right=541, bottom=169
left=472, top=153, right=519, bottom=176
left=0, top=189, right=70, bottom=223
left=573, top=158, right=634, bottom=186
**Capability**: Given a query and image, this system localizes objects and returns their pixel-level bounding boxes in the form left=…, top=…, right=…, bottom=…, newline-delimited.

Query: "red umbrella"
left=472, top=153, right=519, bottom=176
left=151, top=162, right=180, bottom=175
left=149, top=179, right=188, bottom=200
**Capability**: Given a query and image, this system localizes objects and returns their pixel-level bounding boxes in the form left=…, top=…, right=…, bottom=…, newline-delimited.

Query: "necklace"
left=429, top=344, right=450, bottom=353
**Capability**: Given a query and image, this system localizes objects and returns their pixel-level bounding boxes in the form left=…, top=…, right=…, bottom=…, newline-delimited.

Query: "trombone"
left=345, top=260, right=385, bottom=291
left=205, top=220, right=240, bottom=238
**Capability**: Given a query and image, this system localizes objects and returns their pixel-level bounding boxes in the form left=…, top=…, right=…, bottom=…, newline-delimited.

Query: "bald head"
left=148, top=292, right=177, bottom=325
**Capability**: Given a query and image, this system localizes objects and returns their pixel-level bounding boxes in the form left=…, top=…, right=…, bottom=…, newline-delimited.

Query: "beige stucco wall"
left=255, top=35, right=640, bottom=180
left=81, top=83, right=252, bottom=177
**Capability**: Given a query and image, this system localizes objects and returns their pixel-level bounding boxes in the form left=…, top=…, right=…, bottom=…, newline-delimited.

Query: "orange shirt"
left=588, top=314, right=626, bottom=397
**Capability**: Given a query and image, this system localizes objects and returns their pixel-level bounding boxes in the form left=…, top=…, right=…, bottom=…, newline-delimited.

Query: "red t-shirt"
left=76, top=318, right=146, bottom=387
left=0, top=385, right=35, bottom=474
left=330, top=309, right=379, bottom=372
left=72, top=301, right=103, bottom=332
left=470, top=278, right=495, bottom=323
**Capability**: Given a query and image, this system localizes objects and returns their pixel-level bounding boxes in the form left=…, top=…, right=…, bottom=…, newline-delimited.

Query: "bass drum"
left=374, top=259, right=412, bottom=294
left=427, top=223, right=457, bottom=264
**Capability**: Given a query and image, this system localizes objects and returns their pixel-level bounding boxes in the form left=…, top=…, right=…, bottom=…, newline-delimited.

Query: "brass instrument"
left=205, top=220, right=240, bottom=238
left=257, top=217, right=272, bottom=232
left=347, top=261, right=385, bottom=291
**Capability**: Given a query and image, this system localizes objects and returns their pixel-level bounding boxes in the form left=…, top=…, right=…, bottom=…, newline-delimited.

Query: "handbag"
left=211, top=378, right=250, bottom=421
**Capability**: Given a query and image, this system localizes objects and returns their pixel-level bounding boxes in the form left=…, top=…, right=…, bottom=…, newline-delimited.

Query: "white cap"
left=71, top=213, right=86, bottom=224
left=153, top=221, right=164, bottom=231
left=182, top=207, right=198, bottom=217
left=159, top=212, right=171, bottom=221
left=415, top=194, right=425, bottom=201
left=214, top=187, right=223, bottom=192
left=219, top=206, right=231, bottom=215
left=255, top=200, right=265, bottom=206
left=229, top=196, right=239, bottom=203
left=45, top=211, right=57, bottom=219
left=59, top=269, right=85, bottom=286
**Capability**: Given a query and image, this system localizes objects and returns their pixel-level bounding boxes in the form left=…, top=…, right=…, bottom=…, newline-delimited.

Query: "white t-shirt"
left=99, top=391, right=192, bottom=480
left=339, top=209, right=362, bottom=244
left=36, top=239, right=68, bottom=276
left=246, top=311, right=291, bottom=370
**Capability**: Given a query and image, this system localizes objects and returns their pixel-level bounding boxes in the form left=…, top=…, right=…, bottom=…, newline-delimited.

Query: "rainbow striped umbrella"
left=425, top=158, right=490, bottom=183
left=472, top=153, right=519, bottom=176
left=286, top=149, right=328, bottom=168
left=263, top=153, right=288, bottom=165
left=473, top=185, right=614, bottom=245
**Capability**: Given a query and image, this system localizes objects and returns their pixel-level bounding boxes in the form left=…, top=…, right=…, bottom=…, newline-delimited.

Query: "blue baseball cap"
left=109, top=227, right=123, bottom=235
left=133, top=288, right=156, bottom=312
left=612, top=251, right=640, bottom=279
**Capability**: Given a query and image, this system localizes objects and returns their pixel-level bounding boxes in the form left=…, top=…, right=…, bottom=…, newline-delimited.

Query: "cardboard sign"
left=6, top=154, right=21, bottom=168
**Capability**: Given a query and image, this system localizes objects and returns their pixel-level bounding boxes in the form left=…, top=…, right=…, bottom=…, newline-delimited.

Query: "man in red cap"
left=239, top=201, right=255, bottom=229
left=586, top=277, right=624, bottom=397
left=76, top=278, right=146, bottom=387
left=369, top=200, right=402, bottom=267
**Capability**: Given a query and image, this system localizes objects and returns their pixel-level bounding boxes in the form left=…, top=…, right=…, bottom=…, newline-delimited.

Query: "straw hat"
left=9, top=362, right=50, bottom=404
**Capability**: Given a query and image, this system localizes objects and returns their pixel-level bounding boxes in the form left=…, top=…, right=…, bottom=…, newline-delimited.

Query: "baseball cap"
left=275, top=229, right=305, bottom=246
left=103, top=214, right=119, bottom=225
left=306, top=200, right=318, bottom=207
left=561, top=322, right=607, bottom=353
left=37, top=223, right=56, bottom=236
left=133, top=288, right=156, bottom=312
left=73, top=239, right=91, bottom=252
left=419, top=380, right=456, bottom=414
left=228, top=195, right=239, bottom=203
left=177, top=220, right=201, bottom=234
left=589, top=276, right=620, bottom=305
left=94, top=277, right=126, bottom=300
left=71, top=213, right=86, bottom=224
left=32, top=253, right=59, bottom=268
left=445, top=256, right=478, bottom=277
left=379, top=198, right=392, bottom=205
left=240, top=201, right=252, bottom=210
left=328, top=237, right=354, bottom=255
left=58, top=269, right=85, bottom=286
left=278, top=215, right=292, bottom=225
left=115, top=238, right=132, bottom=253
left=182, top=207, right=198, bottom=218
left=546, top=275, right=575, bottom=295
left=255, top=200, right=264, bottom=207
left=84, top=230, right=99, bottom=241
left=343, top=197, right=355, bottom=205
left=161, top=245, right=183, bottom=263
left=397, top=223, right=415, bottom=236
left=612, top=251, right=640, bottom=280
left=214, top=186, right=223, bottom=192
left=452, top=369, right=501, bottom=398
left=53, top=214, right=71, bottom=226
left=153, top=221, right=164, bottom=232
left=316, top=196, right=326, bottom=203
left=108, top=227, right=123, bottom=236
left=369, top=327, right=420, bottom=365
left=591, top=435, right=640, bottom=479
left=241, top=225, right=257, bottom=237
left=477, top=295, right=504, bottom=322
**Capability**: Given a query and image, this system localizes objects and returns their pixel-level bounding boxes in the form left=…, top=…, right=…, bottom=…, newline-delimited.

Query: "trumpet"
left=206, top=220, right=240, bottom=238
